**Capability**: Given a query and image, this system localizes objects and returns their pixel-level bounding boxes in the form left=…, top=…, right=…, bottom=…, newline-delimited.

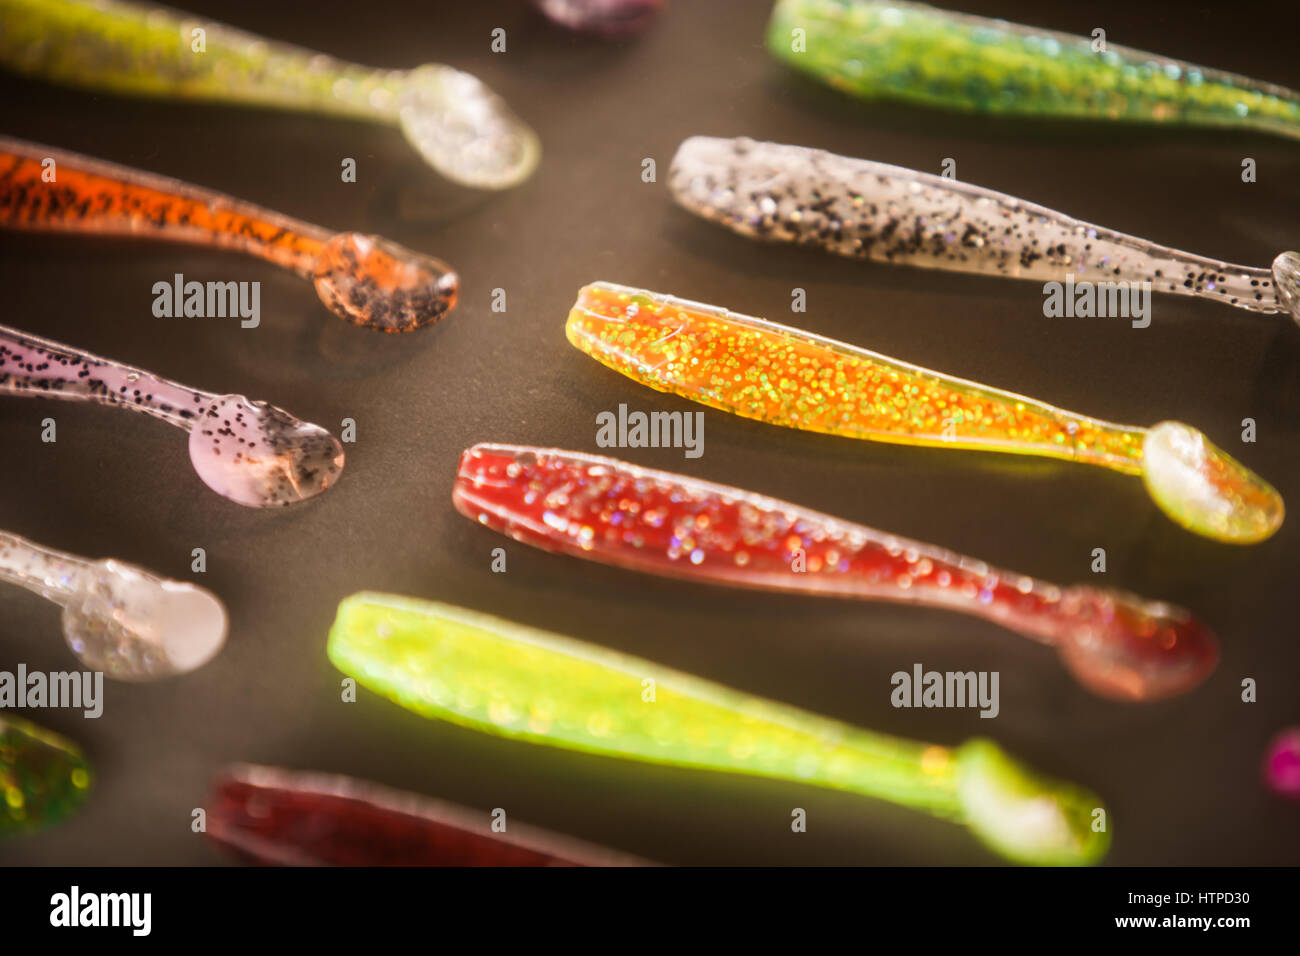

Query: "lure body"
left=565, top=282, right=1283, bottom=544
left=0, top=322, right=345, bottom=506
left=0, top=530, right=227, bottom=680
left=670, top=137, right=1297, bottom=320
left=454, top=443, right=1217, bottom=701
left=327, top=593, right=1110, bottom=865
left=0, top=0, right=540, bottom=189
left=0, top=716, right=91, bottom=837
left=767, top=0, right=1300, bottom=139
left=209, top=764, right=649, bottom=866
left=0, top=137, right=458, bottom=331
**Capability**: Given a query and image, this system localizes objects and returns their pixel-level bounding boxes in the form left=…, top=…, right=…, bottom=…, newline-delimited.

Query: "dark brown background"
left=2, top=0, right=1298, bottom=865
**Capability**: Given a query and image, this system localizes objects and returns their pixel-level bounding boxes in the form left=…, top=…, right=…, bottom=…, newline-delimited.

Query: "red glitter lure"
left=208, top=764, right=650, bottom=866
left=453, top=443, right=1218, bottom=702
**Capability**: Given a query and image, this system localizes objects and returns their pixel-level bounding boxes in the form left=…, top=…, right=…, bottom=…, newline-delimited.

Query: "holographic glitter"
left=670, top=136, right=1300, bottom=323
left=0, top=531, right=227, bottom=681
left=767, top=0, right=1300, bottom=141
left=209, top=763, right=651, bottom=866
left=0, top=716, right=92, bottom=837
left=454, top=443, right=1218, bottom=701
left=0, top=0, right=539, bottom=189
left=327, top=592, right=1111, bottom=866
left=565, top=282, right=1284, bottom=544
left=0, top=323, right=345, bottom=507
left=0, top=137, right=458, bottom=332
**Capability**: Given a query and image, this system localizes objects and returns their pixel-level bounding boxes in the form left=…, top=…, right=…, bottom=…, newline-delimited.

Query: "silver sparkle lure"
left=668, top=136, right=1300, bottom=323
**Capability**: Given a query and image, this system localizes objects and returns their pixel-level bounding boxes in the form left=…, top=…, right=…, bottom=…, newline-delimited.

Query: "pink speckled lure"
left=0, top=137, right=458, bottom=332
left=454, top=443, right=1218, bottom=701
left=670, top=137, right=1300, bottom=323
left=566, top=282, right=1284, bottom=545
left=0, top=324, right=344, bottom=507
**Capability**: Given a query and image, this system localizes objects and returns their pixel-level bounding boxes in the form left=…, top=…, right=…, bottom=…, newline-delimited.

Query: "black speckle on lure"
left=669, top=136, right=1300, bottom=324
left=766, top=0, right=1300, bottom=142
left=0, top=324, right=344, bottom=507
left=0, top=135, right=458, bottom=332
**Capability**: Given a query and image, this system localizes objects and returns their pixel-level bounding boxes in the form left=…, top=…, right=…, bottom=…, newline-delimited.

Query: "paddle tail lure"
left=0, top=716, right=92, bottom=837
left=0, top=322, right=345, bottom=507
left=0, top=530, right=227, bottom=680
left=327, top=593, right=1111, bottom=865
left=565, top=282, right=1284, bottom=545
left=0, top=137, right=457, bottom=332
left=454, top=444, right=1217, bottom=701
left=766, top=0, right=1300, bottom=141
left=208, top=764, right=651, bottom=866
left=0, top=0, right=539, bottom=189
left=669, top=136, right=1300, bottom=324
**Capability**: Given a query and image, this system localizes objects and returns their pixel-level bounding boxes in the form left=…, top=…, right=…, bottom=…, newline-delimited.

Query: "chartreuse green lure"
left=328, top=592, right=1110, bottom=866
left=0, top=0, right=539, bottom=189
left=767, top=0, right=1300, bottom=139
left=0, top=716, right=92, bottom=837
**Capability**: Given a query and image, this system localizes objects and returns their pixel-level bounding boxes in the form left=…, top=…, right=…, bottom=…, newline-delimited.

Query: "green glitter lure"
left=328, top=592, right=1111, bottom=866
left=0, top=715, right=92, bottom=837
left=0, top=0, right=540, bottom=189
left=767, top=0, right=1300, bottom=139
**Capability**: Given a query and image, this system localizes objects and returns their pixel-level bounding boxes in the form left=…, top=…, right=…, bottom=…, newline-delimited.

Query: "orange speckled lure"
left=566, top=282, right=1283, bottom=544
left=0, top=137, right=458, bottom=332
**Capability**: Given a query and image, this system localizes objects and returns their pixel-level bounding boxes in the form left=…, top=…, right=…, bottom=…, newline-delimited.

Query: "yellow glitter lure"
left=328, top=592, right=1111, bottom=866
left=565, top=282, right=1283, bottom=544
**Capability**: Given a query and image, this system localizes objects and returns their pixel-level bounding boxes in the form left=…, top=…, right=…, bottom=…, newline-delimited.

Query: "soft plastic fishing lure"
left=670, top=136, right=1300, bottom=323
left=0, top=531, right=226, bottom=680
left=1264, top=729, right=1300, bottom=800
left=0, top=137, right=458, bottom=333
left=531, top=0, right=663, bottom=36
left=0, top=715, right=92, bottom=837
left=766, top=0, right=1300, bottom=140
left=209, top=763, right=650, bottom=866
left=0, top=0, right=539, bottom=189
left=566, top=282, right=1284, bottom=545
left=0, top=323, right=345, bottom=507
left=327, top=593, right=1111, bottom=866
left=453, top=443, right=1217, bottom=701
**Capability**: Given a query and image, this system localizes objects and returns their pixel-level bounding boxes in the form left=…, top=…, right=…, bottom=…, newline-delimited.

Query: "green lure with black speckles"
left=767, top=0, right=1300, bottom=139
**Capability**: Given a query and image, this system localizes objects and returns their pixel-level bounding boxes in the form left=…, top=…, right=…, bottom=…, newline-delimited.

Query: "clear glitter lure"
left=766, top=0, right=1300, bottom=141
left=0, top=137, right=458, bottom=333
left=566, top=282, right=1284, bottom=545
left=0, top=0, right=540, bottom=189
left=454, top=443, right=1218, bottom=701
left=670, top=137, right=1300, bottom=324
left=328, top=593, right=1112, bottom=866
left=209, top=763, right=651, bottom=866
left=0, top=531, right=226, bottom=680
left=0, top=323, right=345, bottom=507
left=0, top=715, right=91, bottom=837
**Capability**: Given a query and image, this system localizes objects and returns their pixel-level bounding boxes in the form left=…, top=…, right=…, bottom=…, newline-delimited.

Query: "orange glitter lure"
left=0, top=137, right=458, bottom=332
left=566, top=282, right=1283, bottom=544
